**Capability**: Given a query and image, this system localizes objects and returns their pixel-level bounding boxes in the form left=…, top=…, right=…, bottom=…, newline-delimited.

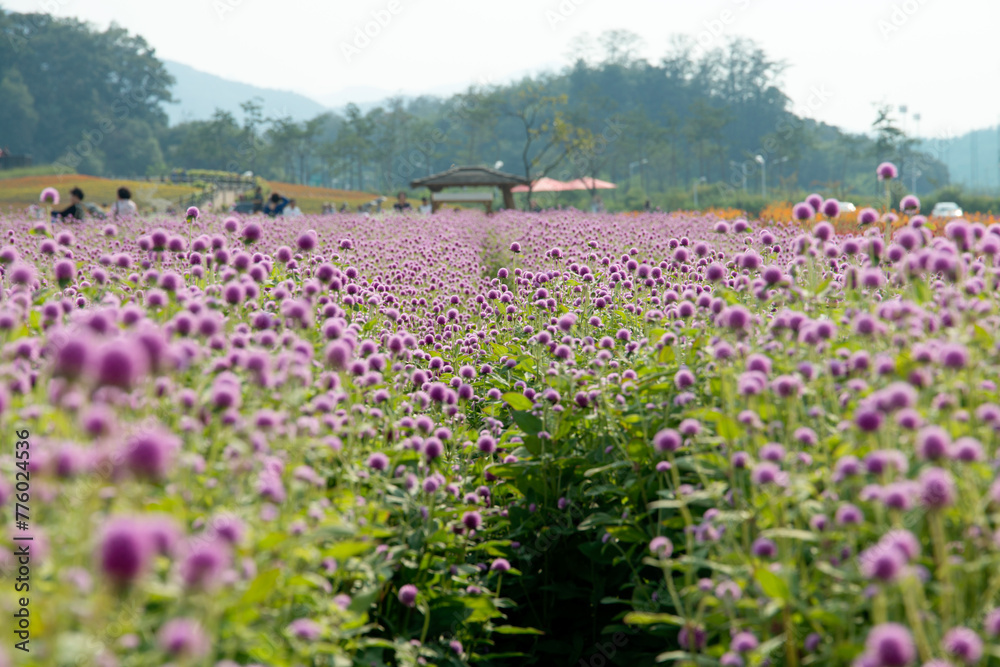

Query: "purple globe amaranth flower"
left=916, top=426, right=951, bottom=461
left=491, top=558, right=511, bottom=572
left=185, top=206, right=200, bottom=220
left=900, top=194, right=920, bottom=213
left=943, top=627, right=983, bottom=665
left=178, top=539, right=231, bottom=591
left=366, top=452, right=388, bottom=472
left=678, top=625, right=706, bottom=652
left=40, top=187, right=60, bottom=204
left=865, top=623, right=915, bottom=667
left=288, top=618, right=323, bottom=641
left=158, top=618, right=209, bottom=658
left=398, top=584, right=418, bottom=607
left=877, top=162, right=899, bottom=180
left=240, top=222, right=262, bottom=244
left=984, top=608, right=1000, bottom=637
left=123, top=429, right=180, bottom=482
left=98, top=517, right=152, bottom=587
left=751, top=537, right=777, bottom=559
left=649, top=536, right=672, bottom=558
left=859, top=207, right=880, bottom=226
left=462, top=511, right=483, bottom=531
left=653, top=428, right=681, bottom=452
left=731, top=631, right=759, bottom=653
left=822, top=198, right=841, bottom=217
left=859, top=544, right=905, bottom=581
left=918, top=467, right=956, bottom=509
left=793, top=202, right=815, bottom=221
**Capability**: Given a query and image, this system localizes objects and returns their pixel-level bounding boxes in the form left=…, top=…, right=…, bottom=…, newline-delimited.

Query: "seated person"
left=111, top=186, right=138, bottom=219
left=393, top=192, right=412, bottom=212
left=52, top=187, right=86, bottom=222
left=263, top=193, right=289, bottom=217
left=283, top=199, right=303, bottom=217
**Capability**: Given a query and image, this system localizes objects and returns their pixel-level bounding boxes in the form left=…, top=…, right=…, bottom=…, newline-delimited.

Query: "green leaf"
left=240, top=568, right=280, bottom=605
left=491, top=625, right=544, bottom=635
left=584, top=460, right=631, bottom=478
left=754, top=567, right=790, bottom=602
left=322, top=541, right=373, bottom=560
left=502, top=392, right=533, bottom=411
left=657, top=346, right=675, bottom=364
left=623, top=612, right=685, bottom=626
left=760, top=528, right=817, bottom=542
left=510, top=410, right=543, bottom=435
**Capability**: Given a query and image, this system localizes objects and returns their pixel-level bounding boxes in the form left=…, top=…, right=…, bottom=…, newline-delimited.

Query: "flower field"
left=1, top=193, right=1000, bottom=667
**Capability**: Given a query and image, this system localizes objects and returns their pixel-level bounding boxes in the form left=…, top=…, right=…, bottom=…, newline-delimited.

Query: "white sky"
left=5, top=0, right=999, bottom=137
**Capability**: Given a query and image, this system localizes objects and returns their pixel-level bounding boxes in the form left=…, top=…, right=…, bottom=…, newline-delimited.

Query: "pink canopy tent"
left=510, top=177, right=574, bottom=193
left=563, top=177, right=617, bottom=191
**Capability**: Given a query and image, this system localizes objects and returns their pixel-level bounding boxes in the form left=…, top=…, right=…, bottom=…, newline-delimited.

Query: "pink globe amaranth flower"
left=649, top=536, right=672, bottom=558
left=918, top=467, right=956, bottom=509
left=185, top=206, right=200, bottom=219
left=652, top=428, right=681, bottom=452
left=865, top=623, right=915, bottom=667
left=877, top=162, right=899, bottom=180
left=943, top=627, right=983, bottom=664
left=731, top=631, right=759, bottom=653
left=367, top=452, right=388, bottom=471
left=178, top=539, right=231, bottom=590
left=462, top=511, right=482, bottom=531
left=900, top=194, right=920, bottom=212
left=398, top=584, right=418, bottom=607
left=158, top=618, right=209, bottom=658
left=288, top=618, right=323, bottom=641
left=793, top=202, right=815, bottom=221
left=984, top=608, right=1000, bottom=637
left=490, top=558, right=511, bottom=572
left=98, top=517, right=152, bottom=587
left=858, top=207, right=880, bottom=225
left=123, top=429, right=180, bottom=481
left=40, top=187, right=60, bottom=204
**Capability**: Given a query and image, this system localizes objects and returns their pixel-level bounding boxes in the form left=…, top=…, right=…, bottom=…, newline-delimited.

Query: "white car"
left=839, top=201, right=857, bottom=212
left=931, top=202, right=963, bottom=218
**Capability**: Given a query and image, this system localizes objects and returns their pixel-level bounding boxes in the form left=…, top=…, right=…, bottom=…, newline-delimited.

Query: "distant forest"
left=1, top=10, right=958, bottom=210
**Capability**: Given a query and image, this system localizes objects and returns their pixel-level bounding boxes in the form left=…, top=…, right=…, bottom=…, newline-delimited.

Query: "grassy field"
left=0, top=171, right=380, bottom=216
left=257, top=180, right=378, bottom=214
left=0, top=174, right=204, bottom=213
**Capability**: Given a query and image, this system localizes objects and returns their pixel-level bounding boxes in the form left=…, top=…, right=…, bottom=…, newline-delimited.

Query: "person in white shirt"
left=111, top=187, right=138, bottom=219
left=419, top=197, right=432, bottom=214
left=283, top=199, right=303, bottom=217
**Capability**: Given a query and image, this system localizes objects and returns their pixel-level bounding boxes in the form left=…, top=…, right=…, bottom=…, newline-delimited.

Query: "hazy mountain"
left=918, top=127, right=1000, bottom=192
left=163, top=60, right=330, bottom=126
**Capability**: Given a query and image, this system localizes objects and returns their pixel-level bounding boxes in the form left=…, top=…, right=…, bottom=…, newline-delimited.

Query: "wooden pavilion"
left=410, top=165, right=529, bottom=213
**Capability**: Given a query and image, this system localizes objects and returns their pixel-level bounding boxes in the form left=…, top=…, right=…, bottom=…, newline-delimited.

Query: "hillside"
left=163, top=60, right=330, bottom=126
left=0, top=172, right=379, bottom=217
left=0, top=174, right=203, bottom=214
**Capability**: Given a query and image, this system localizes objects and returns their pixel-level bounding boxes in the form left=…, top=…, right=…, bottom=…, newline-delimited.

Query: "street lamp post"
left=693, top=176, right=707, bottom=209
left=629, top=158, right=649, bottom=179
left=754, top=155, right=766, bottom=200
left=730, top=160, right=747, bottom=191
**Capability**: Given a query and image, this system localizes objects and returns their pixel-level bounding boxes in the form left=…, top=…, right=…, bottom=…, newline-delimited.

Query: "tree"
left=0, top=68, right=38, bottom=152
left=504, top=80, right=581, bottom=209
